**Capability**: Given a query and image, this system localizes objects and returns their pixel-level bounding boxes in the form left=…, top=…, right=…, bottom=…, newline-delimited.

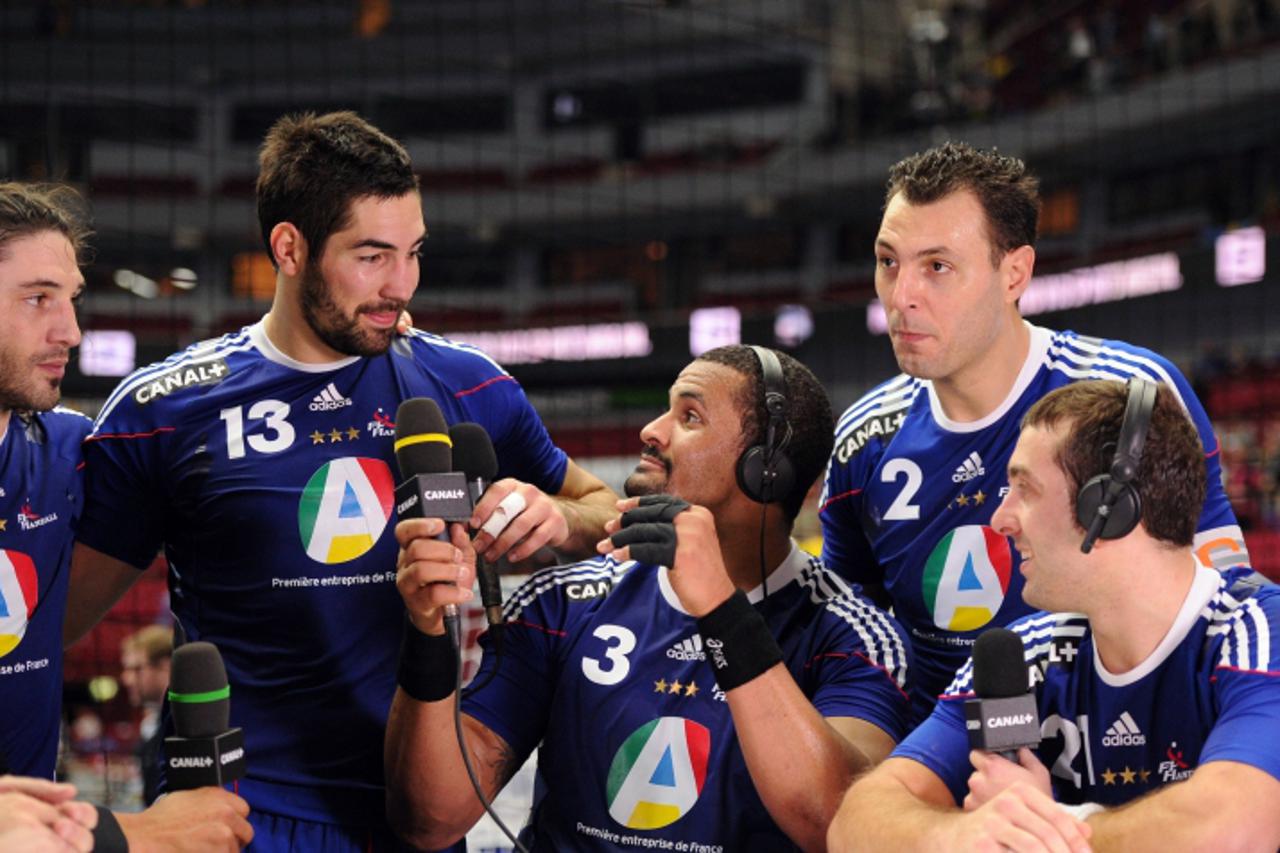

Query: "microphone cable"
left=447, top=627, right=531, bottom=853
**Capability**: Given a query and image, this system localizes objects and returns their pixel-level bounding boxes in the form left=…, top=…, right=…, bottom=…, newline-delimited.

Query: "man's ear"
left=269, top=222, right=307, bottom=277
left=1001, top=244, right=1035, bottom=304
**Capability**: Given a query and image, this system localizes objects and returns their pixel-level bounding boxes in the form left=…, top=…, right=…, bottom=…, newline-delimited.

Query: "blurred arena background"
left=5, top=0, right=1279, bottom=842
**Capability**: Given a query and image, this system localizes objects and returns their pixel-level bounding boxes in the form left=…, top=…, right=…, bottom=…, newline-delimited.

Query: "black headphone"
left=1077, top=377, right=1158, bottom=553
left=736, top=345, right=796, bottom=505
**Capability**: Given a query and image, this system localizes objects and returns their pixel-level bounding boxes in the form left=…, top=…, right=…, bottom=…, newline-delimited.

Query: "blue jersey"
left=77, top=322, right=568, bottom=826
left=463, top=545, right=912, bottom=851
left=820, top=325, right=1245, bottom=722
left=895, top=566, right=1280, bottom=806
left=0, top=408, right=91, bottom=777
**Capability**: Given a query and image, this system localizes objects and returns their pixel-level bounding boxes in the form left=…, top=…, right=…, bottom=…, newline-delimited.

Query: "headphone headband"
left=737, top=346, right=795, bottom=504
left=1077, top=377, right=1157, bottom=553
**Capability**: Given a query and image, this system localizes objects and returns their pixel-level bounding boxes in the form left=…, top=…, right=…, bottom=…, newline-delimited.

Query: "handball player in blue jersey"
left=829, top=380, right=1280, bottom=852
left=0, top=183, right=252, bottom=851
left=820, top=142, right=1247, bottom=723
left=387, top=346, right=912, bottom=852
left=63, top=112, right=617, bottom=852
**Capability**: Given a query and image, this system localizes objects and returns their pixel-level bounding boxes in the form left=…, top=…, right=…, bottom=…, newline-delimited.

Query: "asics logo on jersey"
left=952, top=452, right=986, bottom=483
left=310, top=383, right=354, bottom=412
left=666, top=635, right=705, bottom=661
left=1102, top=712, right=1146, bottom=747
left=133, top=358, right=229, bottom=405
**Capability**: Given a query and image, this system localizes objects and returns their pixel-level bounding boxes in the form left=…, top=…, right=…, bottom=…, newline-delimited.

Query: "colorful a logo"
left=298, top=458, right=395, bottom=563
left=606, top=717, right=709, bottom=830
left=922, top=525, right=1012, bottom=631
left=0, top=550, right=38, bottom=657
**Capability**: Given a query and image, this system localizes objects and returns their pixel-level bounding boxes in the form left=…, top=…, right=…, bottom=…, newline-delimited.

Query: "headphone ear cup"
left=1076, top=475, right=1143, bottom=541
left=736, top=445, right=797, bottom=505
left=737, top=445, right=766, bottom=503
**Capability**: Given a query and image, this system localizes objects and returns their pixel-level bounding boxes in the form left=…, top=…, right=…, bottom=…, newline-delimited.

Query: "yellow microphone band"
left=393, top=432, right=452, bottom=452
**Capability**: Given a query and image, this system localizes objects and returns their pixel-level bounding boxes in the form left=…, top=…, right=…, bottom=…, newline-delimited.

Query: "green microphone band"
left=167, top=684, right=231, bottom=703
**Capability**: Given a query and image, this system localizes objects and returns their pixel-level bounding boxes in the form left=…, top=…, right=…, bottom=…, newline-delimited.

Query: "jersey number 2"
left=881, top=458, right=922, bottom=520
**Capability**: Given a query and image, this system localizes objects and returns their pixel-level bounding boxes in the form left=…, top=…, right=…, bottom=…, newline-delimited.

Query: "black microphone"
left=393, top=398, right=471, bottom=647
left=450, top=423, right=502, bottom=631
left=964, top=628, right=1041, bottom=762
left=163, top=641, right=246, bottom=790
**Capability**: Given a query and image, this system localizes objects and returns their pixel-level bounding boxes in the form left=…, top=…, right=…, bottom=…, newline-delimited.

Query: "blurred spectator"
left=119, top=627, right=172, bottom=806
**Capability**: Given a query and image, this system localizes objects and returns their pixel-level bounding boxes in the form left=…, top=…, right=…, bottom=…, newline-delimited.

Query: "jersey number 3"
left=582, top=624, right=637, bottom=686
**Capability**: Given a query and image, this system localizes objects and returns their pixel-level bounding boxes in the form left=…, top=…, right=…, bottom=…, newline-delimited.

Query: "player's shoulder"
left=797, top=552, right=900, bottom=630
left=1043, top=327, right=1186, bottom=388
left=15, top=406, right=92, bottom=451
left=95, top=327, right=254, bottom=424
left=796, top=553, right=912, bottom=682
left=831, top=373, right=922, bottom=467
left=502, top=556, right=636, bottom=621
left=1204, top=567, right=1280, bottom=668
left=397, top=329, right=512, bottom=384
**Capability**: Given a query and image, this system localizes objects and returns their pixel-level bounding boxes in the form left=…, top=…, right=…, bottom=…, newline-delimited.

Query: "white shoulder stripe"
left=96, top=330, right=254, bottom=423
left=835, top=376, right=918, bottom=436
left=405, top=329, right=510, bottom=376
left=503, top=558, right=628, bottom=620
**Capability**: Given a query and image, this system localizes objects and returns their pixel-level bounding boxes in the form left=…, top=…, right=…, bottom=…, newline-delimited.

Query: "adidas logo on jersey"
left=952, top=452, right=986, bottom=483
left=310, top=383, right=353, bottom=412
left=1102, top=712, right=1146, bottom=747
left=666, top=635, right=705, bottom=661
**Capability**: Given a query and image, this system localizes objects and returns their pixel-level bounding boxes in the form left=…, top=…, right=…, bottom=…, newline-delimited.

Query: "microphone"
left=964, top=628, right=1041, bottom=762
left=163, top=641, right=246, bottom=790
left=450, top=423, right=502, bottom=631
left=393, top=398, right=471, bottom=647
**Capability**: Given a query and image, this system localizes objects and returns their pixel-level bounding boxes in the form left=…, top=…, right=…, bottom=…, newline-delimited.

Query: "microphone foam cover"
left=972, top=627, right=1030, bottom=699
left=449, top=423, right=499, bottom=483
left=169, top=641, right=230, bottom=738
left=394, top=398, right=452, bottom=478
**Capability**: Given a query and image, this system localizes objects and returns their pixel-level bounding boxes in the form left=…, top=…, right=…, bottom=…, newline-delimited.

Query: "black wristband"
left=92, top=805, right=129, bottom=853
left=396, top=615, right=459, bottom=702
left=696, top=590, right=783, bottom=692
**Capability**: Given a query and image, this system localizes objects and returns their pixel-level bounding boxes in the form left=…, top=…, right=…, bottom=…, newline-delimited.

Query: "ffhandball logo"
left=605, top=717, right=709, bottom=830
left=297, top=457, right=395, bottom=564
left=0, top=549, right=38, bottom=657
left=922, top=525, right=1012, bottom=632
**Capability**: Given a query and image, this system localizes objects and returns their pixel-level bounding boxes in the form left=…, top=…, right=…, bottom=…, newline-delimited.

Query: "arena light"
left=690, top=306, right=741, bottom=356
left=865, top=252, right=1183, bottom=334
left=1215, top=226, right=1265, bottom=287
left=452, top=322, right=652, bottom=365
left=79, top=330, right=137, bottom=377
left=774, top=304, right=813, bottom=348
left=113, top=268, right=158, bottom=299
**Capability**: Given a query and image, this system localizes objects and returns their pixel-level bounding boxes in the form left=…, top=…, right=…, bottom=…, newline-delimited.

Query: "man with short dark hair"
left=387, top=345, right=912, bottom=852
left=820, top=141, right=1245, bottom=723
left=0, top=182, right=252, bottom=851
left=65, top=111, right=617, bottom=851
left=828, top=380, right=1280, bottom=852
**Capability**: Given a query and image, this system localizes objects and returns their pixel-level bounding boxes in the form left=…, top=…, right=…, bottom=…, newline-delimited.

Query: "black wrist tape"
left=397, top=615, right=459, bottom=702
left=696, top=590, right=783, bottom=692
left=92, top=806, right=128, bottom=853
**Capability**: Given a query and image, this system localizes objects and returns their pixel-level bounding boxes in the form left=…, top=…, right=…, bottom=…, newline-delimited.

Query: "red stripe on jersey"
left=454, top=375, right=516, bottom=398
left=84, top=426, right=176, bottom=442
left=819, top=489, right=861, bottom=513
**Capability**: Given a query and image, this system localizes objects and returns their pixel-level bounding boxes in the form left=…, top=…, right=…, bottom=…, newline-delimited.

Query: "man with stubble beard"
left=63, top=112, right=616, bottom=852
